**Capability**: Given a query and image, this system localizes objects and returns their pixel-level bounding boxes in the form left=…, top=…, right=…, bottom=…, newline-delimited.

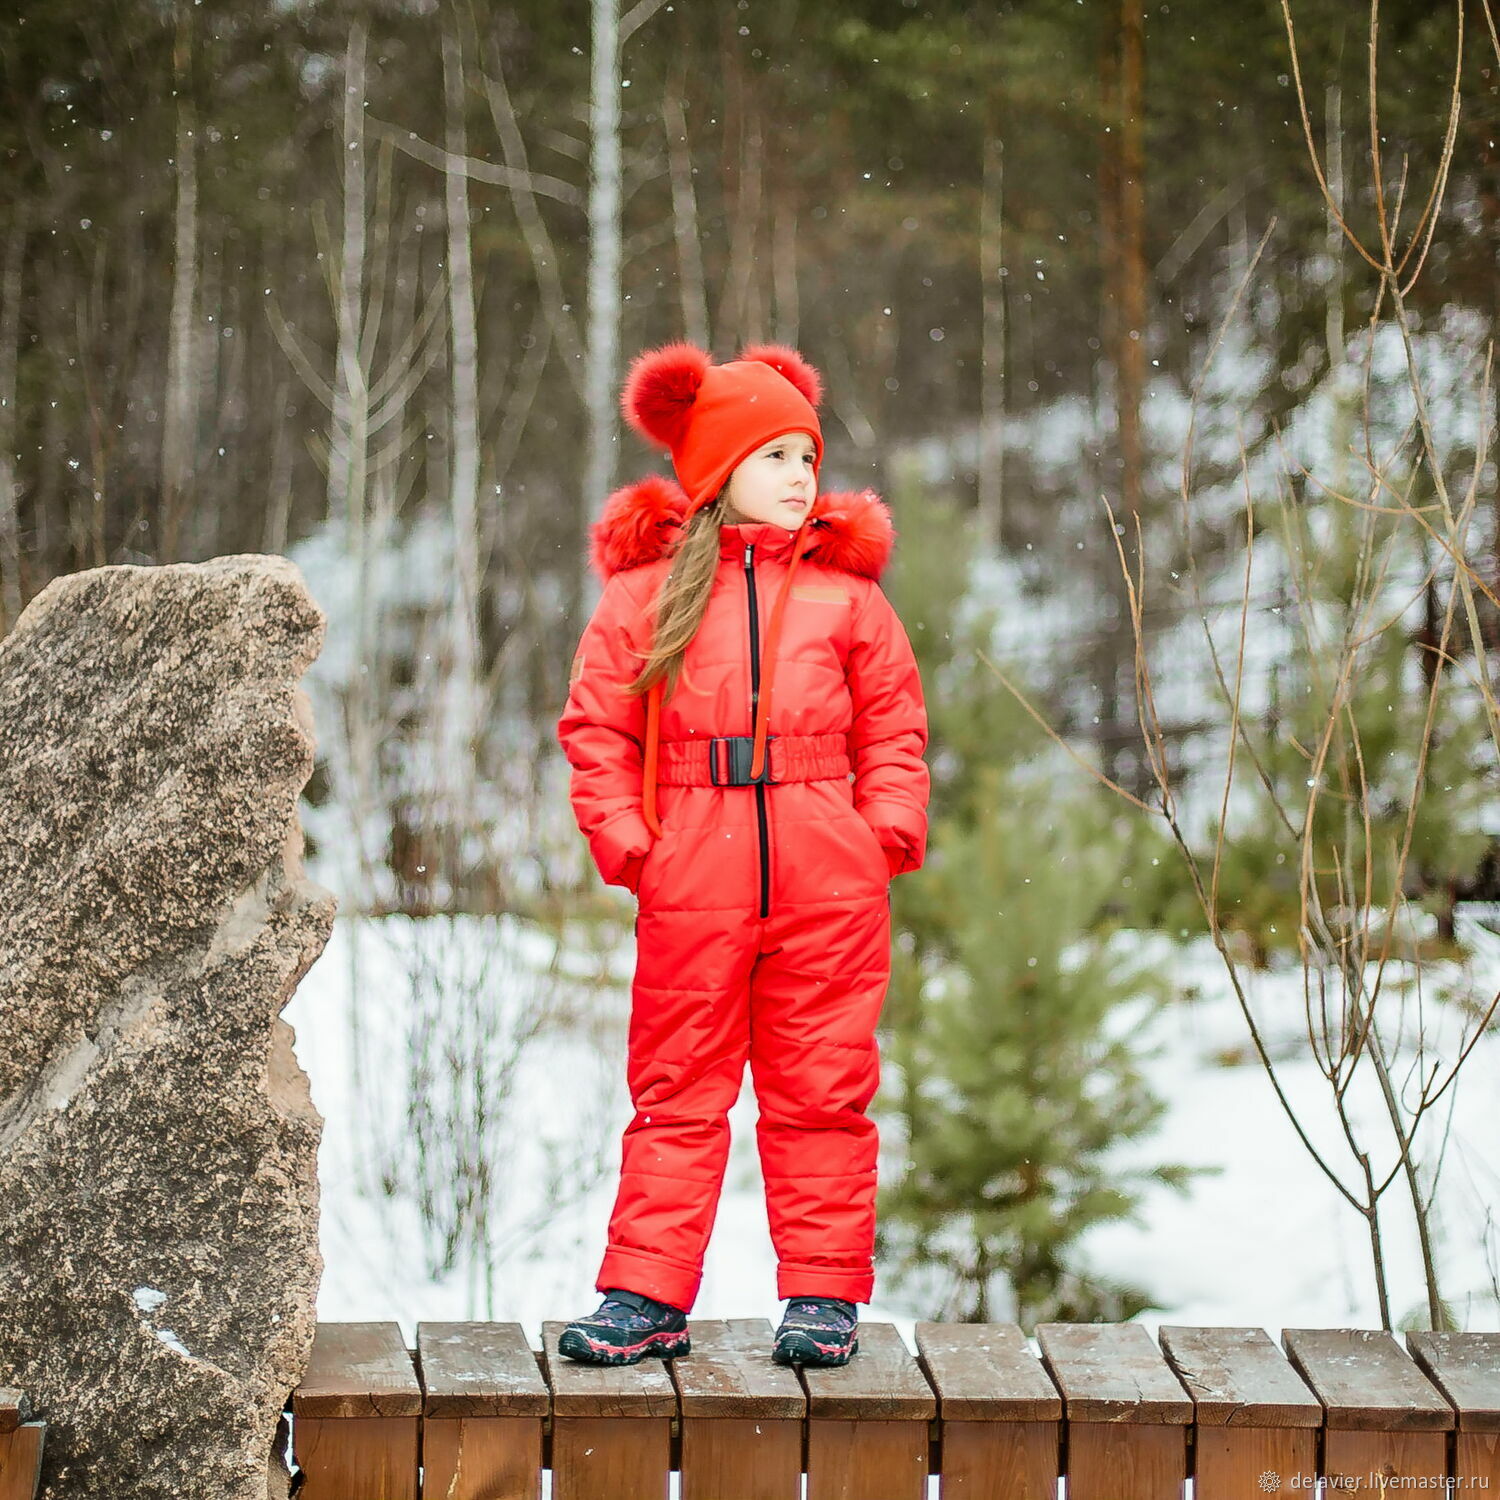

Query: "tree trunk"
left=978, top=92, right=1007, bottom=557
left=771, top=174, right=800, bottom=349
left=1117, top=0, right=1146, bottom=531
left=443, top=24, right=484, bottom=814
left=663, top=76, right=710, bottom=349
left=159, top=0, right=199, bottom=563
left=328, top=20, right=370, bottom=548
left=0, top=204, right=26, bottom=631
left=1324, top=82, right=1346, bottom=367
left=584, top=0, right=623, bottom=618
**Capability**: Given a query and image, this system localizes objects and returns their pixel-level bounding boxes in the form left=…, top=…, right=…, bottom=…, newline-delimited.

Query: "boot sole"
left=557, top=1325, right=692, bottom=1366
left=772, top=1330, right=859, bottom=1367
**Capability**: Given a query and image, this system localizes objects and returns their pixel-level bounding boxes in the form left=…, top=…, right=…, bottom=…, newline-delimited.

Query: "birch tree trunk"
left=714, top=25, right=763, bottom=351
left=663, top=81, right=710, bottom=350
left=770, top=177, right=799, bottom=350
left=978, top=99, right=1007, bottom=557
left=1116, top=0, right=1147, bottom=531
left=442, top=25, right=484, bottom=841
left=159, top=0, right=199, bottom=562
left=327, top=20, right=382, bottom=918
left=583, top=0, right=623, bottom=615
left=0, top=205, right=25, bottom=631
left=329, top=21, right=370, bottom=549
left=1324, top=82, right=1346, bottom=368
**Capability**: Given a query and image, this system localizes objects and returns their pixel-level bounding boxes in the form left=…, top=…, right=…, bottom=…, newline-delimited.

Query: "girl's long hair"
left=623, top=490, right=729, bottom=702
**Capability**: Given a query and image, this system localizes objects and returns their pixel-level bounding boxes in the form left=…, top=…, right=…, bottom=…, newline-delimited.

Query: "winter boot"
left=556, top=1288, right=691, bottom=1366
left=771, top=1296, right=859, bottom=1367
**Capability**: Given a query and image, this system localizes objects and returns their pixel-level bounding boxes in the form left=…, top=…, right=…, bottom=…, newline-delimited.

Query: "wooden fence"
left=0, top=1388, right=43, bottom=1500
left=282, top=1318, right=1500, bottom=1499
left=3, top=1321, right=1497, bottom=1498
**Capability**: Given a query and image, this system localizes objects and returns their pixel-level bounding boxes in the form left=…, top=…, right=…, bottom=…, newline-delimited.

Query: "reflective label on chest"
left=790, top=584, right=849, bottom=605
left=569, top=648, right=585, bottom=685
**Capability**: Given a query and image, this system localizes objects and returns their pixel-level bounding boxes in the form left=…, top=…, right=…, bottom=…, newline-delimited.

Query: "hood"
left=588, top=473, right=896, bottom=583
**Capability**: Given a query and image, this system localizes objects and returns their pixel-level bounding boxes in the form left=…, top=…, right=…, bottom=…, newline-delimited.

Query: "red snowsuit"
left=557, top=478, right=929, bottom=1311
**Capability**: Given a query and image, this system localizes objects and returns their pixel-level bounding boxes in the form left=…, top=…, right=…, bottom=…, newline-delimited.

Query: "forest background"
left=4, top=0, right=1499, bottom=1331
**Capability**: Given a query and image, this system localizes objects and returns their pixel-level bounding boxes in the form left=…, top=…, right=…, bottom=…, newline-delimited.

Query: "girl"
left=555, top=341, right=929, bottom=1368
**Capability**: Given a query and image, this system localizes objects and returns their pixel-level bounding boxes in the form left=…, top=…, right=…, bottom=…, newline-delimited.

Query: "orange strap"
left=642, top=677, right=664, bottom=837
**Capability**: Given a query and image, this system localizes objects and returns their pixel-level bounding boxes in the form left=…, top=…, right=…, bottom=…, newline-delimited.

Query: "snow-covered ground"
left=283, top=905, right=1500, bottom=1345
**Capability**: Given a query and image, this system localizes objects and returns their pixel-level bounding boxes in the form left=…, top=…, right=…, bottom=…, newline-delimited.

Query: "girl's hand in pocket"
left=617, top=851, right=646, bottom=894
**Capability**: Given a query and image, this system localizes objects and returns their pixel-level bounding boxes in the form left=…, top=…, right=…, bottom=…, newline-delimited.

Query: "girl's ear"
left=621, top=342, right=712, bottom=449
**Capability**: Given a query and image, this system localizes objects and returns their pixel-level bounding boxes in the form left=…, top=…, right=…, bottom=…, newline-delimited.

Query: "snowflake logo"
left=1258, top=1473, right=1282, bottom=1493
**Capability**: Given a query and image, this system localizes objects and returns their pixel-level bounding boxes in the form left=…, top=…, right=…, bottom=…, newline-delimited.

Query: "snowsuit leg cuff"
left=776, top=1260, right=874, bottom=1305
left=597, top=1245, right=702, bottom=1314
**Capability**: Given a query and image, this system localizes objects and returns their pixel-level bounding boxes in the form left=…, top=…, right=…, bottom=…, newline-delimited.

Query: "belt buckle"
left=708, top=734, right=777, bottom=786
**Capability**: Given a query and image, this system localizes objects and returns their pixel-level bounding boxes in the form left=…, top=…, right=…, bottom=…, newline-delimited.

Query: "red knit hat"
left=619, top=341, right=825, bottom=515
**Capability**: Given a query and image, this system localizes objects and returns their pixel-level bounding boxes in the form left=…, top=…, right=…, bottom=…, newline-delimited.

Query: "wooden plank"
left=1157, top=1327, right=1322, bottom=1427
left=1284, top=1328, right=1452, bottom=1495
left=541, top=1322, right=673, bottom=1500
left=671, top=1318, right=804, bottom=1418
left=1066, top=1421, right=1184, bottom=1500
left=936, top=1419, right=1058, bottom=1500
left=0, top=1424, right=45, bottom=1500
left=1188, top=1425, right=1319, bottom=1500
left=1159, top=1327, right=1321, bottom=1500
left=1322, top=1430, right=1452, bottom=1495
left=1452, top=1431, right=1500, bottom=1496
left=290, top=1414, right=419, bottom=1500
left=915, top=1323, right=1061, bottom=1499
left=803, top=1325, right=935, bottom=1500
left=416, top=1320, right=548, bottom=1499
left=0, top=1391, right=24, bottom=1439
left=805, top=1418, right=931, bottom=1500
left=800, top=1322, right=937, bottom=1421
left=291, top=1321, right=422, bottom=1419
left=417, top=1321, right=550, bottom=1417
left=1036, top=1324, right=1189, bottom=1500
left=915, top=1322, right=1062, bottom=1422
left=1408, top=1331, right=1500, bottom=1492
left=1034, top=1323, right=1193, bottom=1423
left=289, top=1324, right=422, bottom=1500
left=1281, top=1328, right=1454, bottom=1431
left=540, top=1320, right=678, bottom=1418
left=547, top=1414, right=671, bottom=1500
left=422, top=1416, right=542, bottom=1500
left=1407, top=1331, right=1500, bottom=1432
left=673, top=1320, right=802, bottom=1500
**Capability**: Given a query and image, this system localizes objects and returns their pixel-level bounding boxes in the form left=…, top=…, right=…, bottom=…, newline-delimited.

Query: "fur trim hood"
left=589, top=475, right=895, bottom=583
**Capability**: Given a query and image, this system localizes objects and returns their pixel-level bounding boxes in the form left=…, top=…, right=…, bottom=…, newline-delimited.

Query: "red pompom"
left=738, top=343, right=823, bottom=409
left=621, top=342, right=711, bottom=450
left=590, top=473, right=689, bottom=580
left=804, top=489, right=894, bottom=580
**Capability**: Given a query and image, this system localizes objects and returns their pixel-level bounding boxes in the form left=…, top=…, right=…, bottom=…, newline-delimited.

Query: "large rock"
left=0, top=556, right=336, bottom=1498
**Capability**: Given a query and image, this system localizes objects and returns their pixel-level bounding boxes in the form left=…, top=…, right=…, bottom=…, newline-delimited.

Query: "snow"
left=280, top=904, right=1499, bottom=1495
left=132, top=1286, right=168, bottom=1315
left=283, top=903, right=1500, bottom=1343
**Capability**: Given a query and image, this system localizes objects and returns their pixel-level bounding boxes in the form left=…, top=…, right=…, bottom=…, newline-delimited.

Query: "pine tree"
left=877, top=470, right=1211, bottom=1326
left=1202, top=368, right=1492, bottom=965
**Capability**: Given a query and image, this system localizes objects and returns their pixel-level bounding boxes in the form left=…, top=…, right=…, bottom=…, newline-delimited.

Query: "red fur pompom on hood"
left=589, top=474, right=689, bottom=581
left=590, top=479, right=894, bottom=582
left=802, top=488, right=894, bottom=579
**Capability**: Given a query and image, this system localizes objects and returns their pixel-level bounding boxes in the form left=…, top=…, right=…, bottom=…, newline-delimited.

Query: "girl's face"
left=720, top=430, right=818, bottom=529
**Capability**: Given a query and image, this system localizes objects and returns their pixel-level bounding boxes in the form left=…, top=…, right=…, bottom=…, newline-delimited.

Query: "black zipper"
left=744, top=543, right=771, bottom=918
